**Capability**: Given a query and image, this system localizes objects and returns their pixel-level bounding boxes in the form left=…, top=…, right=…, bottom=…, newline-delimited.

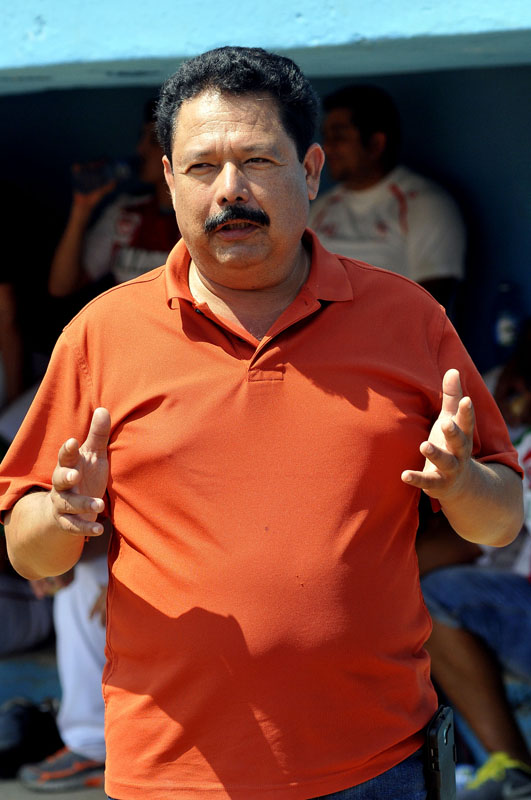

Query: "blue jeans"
left=107, top=747, right=426, bottom=799
left=421, top=565, right=531, bottom=682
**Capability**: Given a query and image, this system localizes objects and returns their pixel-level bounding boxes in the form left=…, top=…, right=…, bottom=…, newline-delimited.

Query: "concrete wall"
left=2, top=0, right=531, bottom=93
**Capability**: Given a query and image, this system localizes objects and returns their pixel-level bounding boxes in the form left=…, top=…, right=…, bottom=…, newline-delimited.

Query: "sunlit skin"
left=163, top=90, right=324, bottom=299
left=322, top=107, right=387, bottom=190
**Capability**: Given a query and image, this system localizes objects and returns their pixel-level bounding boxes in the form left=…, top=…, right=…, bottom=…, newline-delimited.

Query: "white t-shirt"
left=83, top=193, right=175, bottom=285
left=308, top=166, right=465, bottom=283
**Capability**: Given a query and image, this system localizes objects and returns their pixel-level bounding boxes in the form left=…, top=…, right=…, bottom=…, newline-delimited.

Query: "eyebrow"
left=181, top=141, right=282, bottom=162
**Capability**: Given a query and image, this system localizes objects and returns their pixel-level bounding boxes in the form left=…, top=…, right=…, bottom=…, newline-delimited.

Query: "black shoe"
left=0, top=697, right=63, bottom=779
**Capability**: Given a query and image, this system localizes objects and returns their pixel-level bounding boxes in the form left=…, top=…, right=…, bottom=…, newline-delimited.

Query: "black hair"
left=143, top=98, right=158, bottom=124
left=156, top=46, right=320, bottom=163
left=323, top=85, right=401, bottom=170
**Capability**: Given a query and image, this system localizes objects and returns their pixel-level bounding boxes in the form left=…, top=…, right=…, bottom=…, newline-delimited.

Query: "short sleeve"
left=0, top=328, right=97, bottom=515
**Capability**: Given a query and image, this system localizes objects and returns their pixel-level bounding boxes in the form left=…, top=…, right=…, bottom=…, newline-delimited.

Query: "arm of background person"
left=402, top=368, right=524, bottom=547
left=4, top=408, right=110, bottom=580
left=0, top=282, right=24, bottom=404
left=48, top=175, right=116, bottom=298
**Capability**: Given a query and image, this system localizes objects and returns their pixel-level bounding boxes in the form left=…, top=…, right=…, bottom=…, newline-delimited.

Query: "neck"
left=342, top=164, right=391, bottom=191
left=189, top=245, right=310, bottom=340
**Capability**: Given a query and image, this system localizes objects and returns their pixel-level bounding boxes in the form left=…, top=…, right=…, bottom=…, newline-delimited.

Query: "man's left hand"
left=401, top=369, right=474, bottom=501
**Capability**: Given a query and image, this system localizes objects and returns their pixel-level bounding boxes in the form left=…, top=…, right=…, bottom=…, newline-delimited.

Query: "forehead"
left=172, top=90, right=287, bottom=150
left=323, top=107, right=359, bottom=133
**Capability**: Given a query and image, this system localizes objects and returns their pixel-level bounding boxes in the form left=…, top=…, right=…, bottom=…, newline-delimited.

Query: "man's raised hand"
left=49, top=408, right=111, bottom=536
left=401, top=369, right=475, bottom=501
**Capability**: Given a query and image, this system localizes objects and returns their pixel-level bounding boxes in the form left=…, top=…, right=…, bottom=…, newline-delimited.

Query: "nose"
left=215, top=162, right=249, bottom=205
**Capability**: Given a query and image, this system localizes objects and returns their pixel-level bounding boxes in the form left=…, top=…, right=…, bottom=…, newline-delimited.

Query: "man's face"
left=137, top=122, right=165, bottom=186
left=163, top=90, right=324, bottom=290
left=322, top=108, right=378, bottom=188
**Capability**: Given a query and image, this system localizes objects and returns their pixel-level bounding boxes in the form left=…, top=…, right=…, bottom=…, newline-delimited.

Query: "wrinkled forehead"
left=171, top=89, right=285, bottom=144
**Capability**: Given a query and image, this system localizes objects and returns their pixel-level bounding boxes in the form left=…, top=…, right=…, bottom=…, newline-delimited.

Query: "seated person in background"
left=417, top=342, right=531, bottom=800
left=0, top=183, right=59, bottom=411
left=48, top=99, right=180, bottom=302
left=491, top=319, right=531, bottom=435
left=0, top=535, right=53, bottom=659
left=309, top=85, right=465, bottom=308
left=0, top=433, right=107, bottom=792
left=16, top=533, right=109, bottom=793
left=0, top=282, right=23, bottom=410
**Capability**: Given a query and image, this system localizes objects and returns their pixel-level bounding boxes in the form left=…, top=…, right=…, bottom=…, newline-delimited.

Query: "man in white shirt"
left=309, top=85, right=465, bottom=307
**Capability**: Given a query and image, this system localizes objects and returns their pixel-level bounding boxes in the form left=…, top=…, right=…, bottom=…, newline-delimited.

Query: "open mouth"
left=214, top=220, right=260, bottom=233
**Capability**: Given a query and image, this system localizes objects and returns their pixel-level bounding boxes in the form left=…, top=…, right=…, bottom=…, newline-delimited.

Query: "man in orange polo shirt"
left=0, top=47, right=524, bottom=800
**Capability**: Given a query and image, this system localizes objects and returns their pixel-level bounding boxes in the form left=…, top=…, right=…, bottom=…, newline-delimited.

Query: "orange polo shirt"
left=0, top=232, right=520, bottom=799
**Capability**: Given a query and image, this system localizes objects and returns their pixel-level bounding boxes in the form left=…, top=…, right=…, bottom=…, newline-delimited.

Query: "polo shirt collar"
left=303, top=229, right=353, bottom=302
left=165, top=228, right=353, bottom=309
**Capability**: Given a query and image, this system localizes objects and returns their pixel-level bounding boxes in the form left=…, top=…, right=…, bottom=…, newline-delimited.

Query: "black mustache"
left=204, top=205, right=270, bottom=234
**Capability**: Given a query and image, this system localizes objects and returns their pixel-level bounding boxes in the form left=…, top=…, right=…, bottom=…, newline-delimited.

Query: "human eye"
left=187, top=162, right=215, bottom=174
left=245, top=156, right=275, bottom=168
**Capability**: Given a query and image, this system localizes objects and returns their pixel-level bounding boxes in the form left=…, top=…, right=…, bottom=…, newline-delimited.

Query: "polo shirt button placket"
left=247, top=342, right=285, bottom=383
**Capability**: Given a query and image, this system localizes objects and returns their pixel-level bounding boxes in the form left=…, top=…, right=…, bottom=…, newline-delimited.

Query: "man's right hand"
left=71, top=162, right=117, bottom=212
left=49, top=407, right=111, bottom=537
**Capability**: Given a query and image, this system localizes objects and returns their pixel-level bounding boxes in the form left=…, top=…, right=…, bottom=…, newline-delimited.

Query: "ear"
left=303, top=143, right=325, bottom=201
left=368, top=132, right=387, bottom=162
left=162, top=155, right=175, bottom=205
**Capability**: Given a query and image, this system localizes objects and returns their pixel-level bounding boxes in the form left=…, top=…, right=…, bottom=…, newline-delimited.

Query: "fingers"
left=440, top=370, right=475, bottom=435
left=454, top=395, right=475, bottom=440
left=82, top=407, right=111, bottom=455
left=439, top=396, right=475, bottom=456
left=50, top=464, right=105, bottom=536
left=51, top=501, right=105, bottom=537
left=440, top=368, right=463, bottom=417
left=57, top=437, right=81, bottom=472
left=49, top=408, right=110, bottom=538
left=50, top=479, right=105, bottom=516
left=402, top=369, right=476, bottom=500
left=401, top=445, right=465, bottom=494
left=439, top=369, right=475, bottom=457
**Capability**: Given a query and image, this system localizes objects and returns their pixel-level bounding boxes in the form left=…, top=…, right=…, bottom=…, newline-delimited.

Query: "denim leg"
left=313, top=748, right=426, bottom=799
left=421, top=566, right=531, bottom=681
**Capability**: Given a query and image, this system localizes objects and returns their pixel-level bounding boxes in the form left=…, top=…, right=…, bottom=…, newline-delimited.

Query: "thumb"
left=83, top=407, right=111, bottom=454
left=440, top=369, right=463, bottom=418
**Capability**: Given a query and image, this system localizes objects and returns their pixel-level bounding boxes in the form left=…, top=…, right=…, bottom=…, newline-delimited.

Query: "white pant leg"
left=54, top=556, right=107, bottom=762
